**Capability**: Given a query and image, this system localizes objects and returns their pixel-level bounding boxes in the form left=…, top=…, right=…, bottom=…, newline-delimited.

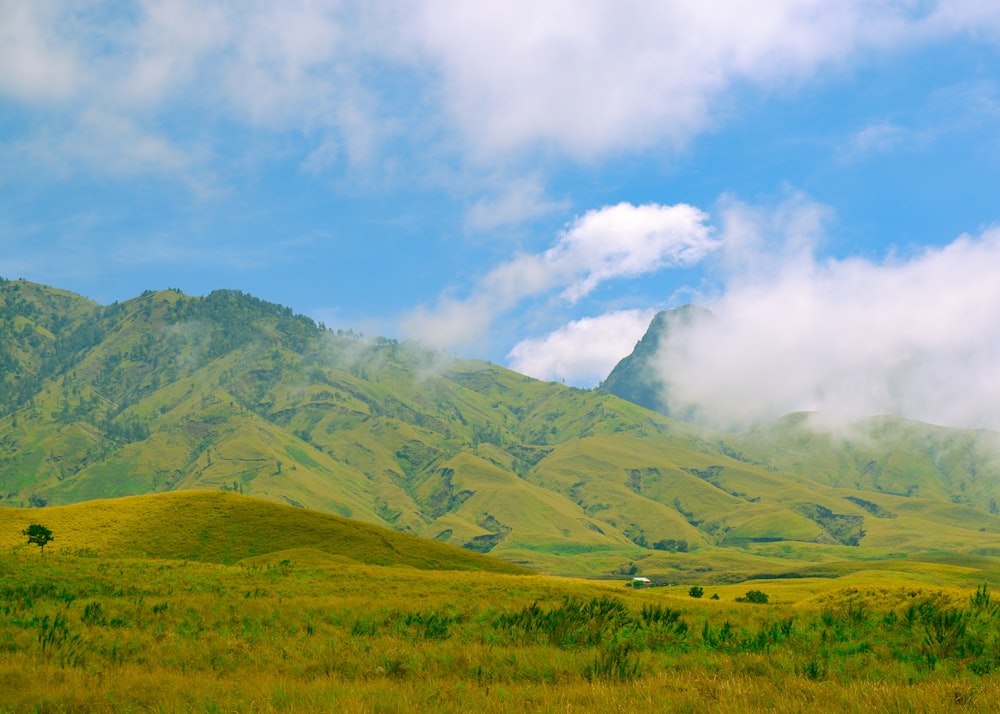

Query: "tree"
left=736, top=589, right=769, bottom=604
left=22, top=523, right=53, bottom=556
left=688, top=586, right=704, bottom=599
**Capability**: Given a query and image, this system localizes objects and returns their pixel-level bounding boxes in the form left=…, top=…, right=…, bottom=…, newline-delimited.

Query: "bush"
left=583, top=643, right=642, bottom=682
left=495, top=596, right=633, bottom=648
left=736, top=590, right=769, bottom=604
left=81, top=601, right=106, bottom=626
left=689, top=586, right=704, bottom=599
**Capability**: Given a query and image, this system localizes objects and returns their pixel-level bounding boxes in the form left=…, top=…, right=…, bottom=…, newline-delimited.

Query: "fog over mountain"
left=644, top=198, right=1000, bottom=431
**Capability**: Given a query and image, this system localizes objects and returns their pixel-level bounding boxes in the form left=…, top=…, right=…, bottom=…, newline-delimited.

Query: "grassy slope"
left=0, top=490, right=529, bottom=572
left=4, top=543, right=1000, bottom=712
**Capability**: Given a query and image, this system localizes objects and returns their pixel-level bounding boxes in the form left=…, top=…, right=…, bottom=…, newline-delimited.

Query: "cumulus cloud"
left=507, top=309, right=655, bottom=386
left=652, top=197, right=1000, bottom=430
left=401, top=202, right=716, bottom=349
left=552, top=203, right=719, bottom=302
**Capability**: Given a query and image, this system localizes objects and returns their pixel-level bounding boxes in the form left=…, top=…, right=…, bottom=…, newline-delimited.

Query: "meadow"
left=4, top=545, right=1000, bottom=713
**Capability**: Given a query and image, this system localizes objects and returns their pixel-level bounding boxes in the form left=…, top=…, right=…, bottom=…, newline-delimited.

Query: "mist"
left=652, top=199, right=1000, bottom=431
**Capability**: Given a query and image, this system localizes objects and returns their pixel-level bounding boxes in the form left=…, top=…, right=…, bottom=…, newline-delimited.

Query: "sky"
left=3, top=1, right=1000, bottom=429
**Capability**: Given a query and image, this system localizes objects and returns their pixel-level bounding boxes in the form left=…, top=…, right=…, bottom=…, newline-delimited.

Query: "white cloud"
left=0, top=0, right=372, bottom=185
left=836, top=79, right=1000, bottom=163
left=7, top=1, right=1000, bottom=181
left=401, top=202, right=716, bottom=349
left=924, top=0, right=1000, bottom=38
left=399, top=295, right=497, bottom=354
left=552, top=202, right=718, bottom=302
left=838, top=121, right=909, bottom=161
left=73, top=110, right=202, bottom=177
left=8, top=109, right=213, bottom=193
left=651, top=197, right=1000, bottom=430
left=508, top=309, right=655, bottom=386
left=466, top=176, right=570, bottom=231
left=398, top=0, right=935, bottom=159
left=115, top=0, right=233, bottom=107
left=0, top=1, right=81, bottom=102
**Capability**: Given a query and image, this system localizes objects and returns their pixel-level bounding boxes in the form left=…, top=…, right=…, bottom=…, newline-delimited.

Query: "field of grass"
left=5, top=537, right=1000, bottom=712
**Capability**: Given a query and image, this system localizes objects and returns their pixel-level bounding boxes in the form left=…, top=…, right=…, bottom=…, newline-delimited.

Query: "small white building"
left=631, top=576, right=651, bottom=588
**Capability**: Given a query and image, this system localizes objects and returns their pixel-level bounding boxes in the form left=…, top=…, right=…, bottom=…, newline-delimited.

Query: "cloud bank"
left=508, top=309, right=656, bottom=386
left=651, top=199, right=1000, bottom=431
left=401, top=202, right=716, bottom=350
left=505, top=194, right=1000, bottom=432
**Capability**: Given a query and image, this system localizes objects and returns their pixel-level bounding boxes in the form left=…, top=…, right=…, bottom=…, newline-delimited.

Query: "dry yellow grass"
left=2, top=543, right=999, bottom=713
left=4, top=490, right=1000, bottom=712
left=3, top=661, right=997, bottom=713
left=0, top=491, right=528, bottom=572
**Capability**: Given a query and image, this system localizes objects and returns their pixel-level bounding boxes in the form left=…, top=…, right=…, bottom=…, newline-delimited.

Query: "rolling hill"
left=0, top=490, right=528, bottom=572
left=3, top=278, right=1000, bottom=579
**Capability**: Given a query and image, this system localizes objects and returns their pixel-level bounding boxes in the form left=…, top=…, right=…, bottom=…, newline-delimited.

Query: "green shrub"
left=583, top=643, right=642, bottom=682
left=81, top=601, right=106, bottom=626
left=736, top=590, right=769, bottom=604
left=971, top=583, right=993, bottom=612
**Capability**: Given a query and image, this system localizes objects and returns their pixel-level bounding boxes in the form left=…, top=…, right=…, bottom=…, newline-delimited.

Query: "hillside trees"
left=22, top=523, right=53, bottom=555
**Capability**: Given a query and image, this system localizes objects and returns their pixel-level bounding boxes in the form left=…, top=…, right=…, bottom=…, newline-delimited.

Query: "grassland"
left=3, top=493, right=1000, bottom=712
left=5, top=546, right=1000, bottom=712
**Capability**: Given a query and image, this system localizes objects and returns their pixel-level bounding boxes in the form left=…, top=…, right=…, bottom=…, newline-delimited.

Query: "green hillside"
left=3, top=279, right=1000, bottom=579
left=0, top=490, right=528, bottom=572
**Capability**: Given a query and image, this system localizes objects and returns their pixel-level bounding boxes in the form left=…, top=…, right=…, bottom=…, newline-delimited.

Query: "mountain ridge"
left=597, top=304, right=712, bottom=418
left=4, top=278, right=1000, bottom=579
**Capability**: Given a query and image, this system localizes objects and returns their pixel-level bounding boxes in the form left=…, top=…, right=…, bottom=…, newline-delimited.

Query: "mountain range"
left=3, top=278, right=1000, bottom=581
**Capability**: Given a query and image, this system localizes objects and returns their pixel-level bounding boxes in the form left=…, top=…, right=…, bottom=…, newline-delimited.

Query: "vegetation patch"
left=795, top=503, right=866, bottom=546
left=844, top=495, right=897, bottom=519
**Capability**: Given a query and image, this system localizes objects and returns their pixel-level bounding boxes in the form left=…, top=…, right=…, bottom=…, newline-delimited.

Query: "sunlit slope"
left=5, top=280, right=1000, bottom=578
left=0, top=279, right=100, bottom=410
left=517, top=428, right=1000, bottom=563
left=0, top=490, right=529, bottom=572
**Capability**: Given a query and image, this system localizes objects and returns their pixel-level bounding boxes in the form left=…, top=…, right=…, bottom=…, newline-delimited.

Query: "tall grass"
left=3, top=550, right=1000, bottom=712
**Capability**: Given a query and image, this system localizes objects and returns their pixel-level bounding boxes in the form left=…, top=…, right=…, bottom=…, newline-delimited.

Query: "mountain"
left=3, top=278, right=1000, bottom=581
left=597, top=304, right=711, bottom=418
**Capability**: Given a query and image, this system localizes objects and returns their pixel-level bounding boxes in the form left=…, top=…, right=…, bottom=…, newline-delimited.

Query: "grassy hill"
left=0, top=490, right=527, bottom=572
left=4, top=278, right=1000, bottom=579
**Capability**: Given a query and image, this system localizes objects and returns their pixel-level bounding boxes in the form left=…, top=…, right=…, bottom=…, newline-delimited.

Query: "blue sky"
left=4, top=1, right=1000, bottom=426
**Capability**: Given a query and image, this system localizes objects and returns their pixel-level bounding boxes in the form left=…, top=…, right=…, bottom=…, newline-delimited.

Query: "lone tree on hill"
left=22, top=524, right=54, bottom=556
